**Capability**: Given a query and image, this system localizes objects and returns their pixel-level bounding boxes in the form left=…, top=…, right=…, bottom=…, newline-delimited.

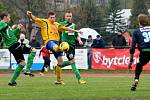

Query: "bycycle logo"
left=93, top=51, right=139, bottom=68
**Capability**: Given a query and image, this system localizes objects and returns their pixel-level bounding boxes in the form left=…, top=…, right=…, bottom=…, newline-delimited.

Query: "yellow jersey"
left=34, top=18, right=67, bottom=44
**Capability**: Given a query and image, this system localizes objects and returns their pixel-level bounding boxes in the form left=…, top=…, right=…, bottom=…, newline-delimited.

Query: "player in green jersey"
left=0, top=12, right=36, bottom=86
left=55, top=11, right=86, bottom=84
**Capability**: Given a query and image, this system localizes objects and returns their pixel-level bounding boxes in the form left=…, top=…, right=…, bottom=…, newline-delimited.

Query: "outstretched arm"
left=65, top=27, right=83, bottom=34
left=27, top=11, right=36, bottom=21
left=128, top=31, right=136, bottom=70
left=77, top=36, right=83, bottom=45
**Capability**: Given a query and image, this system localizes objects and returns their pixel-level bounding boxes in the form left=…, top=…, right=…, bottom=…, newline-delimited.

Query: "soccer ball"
left=59, top=42, right=69, bottom=52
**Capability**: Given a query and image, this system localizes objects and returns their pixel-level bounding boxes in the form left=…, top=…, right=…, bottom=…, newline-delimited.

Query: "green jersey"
left=59, top=21, right=79, bottom=45
left=0, top=21, right=20, bottom=48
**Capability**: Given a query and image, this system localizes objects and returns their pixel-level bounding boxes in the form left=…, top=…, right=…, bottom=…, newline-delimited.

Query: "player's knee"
left=19, top=60, right=26, bottom=66
left=57, top=57, right=63, bottom=65
left=31, top=47, right=36, bottom=52
left=68, top=53, right=74, bottom=61
left=53, top=45, right=59, bottom=52
left=70, top=59, right=75, bottom=64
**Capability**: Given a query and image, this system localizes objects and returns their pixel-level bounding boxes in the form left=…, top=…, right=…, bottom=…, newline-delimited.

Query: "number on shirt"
left=143, top=31, right=150, bottom=42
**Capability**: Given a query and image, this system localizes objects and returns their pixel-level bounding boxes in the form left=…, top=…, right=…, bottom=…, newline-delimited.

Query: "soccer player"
left=39, top=46, right=50, bottom=76
left=0, top=12, right=36, bottom=86
left=129, top=14, right=150, bottom=91
left=59, top=11, right=86, bottom=84
left=26, top=11, right=83, bottom=84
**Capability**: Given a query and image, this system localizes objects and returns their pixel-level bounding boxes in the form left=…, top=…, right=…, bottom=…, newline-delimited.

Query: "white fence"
left=0, top=49, right=88, bottom=70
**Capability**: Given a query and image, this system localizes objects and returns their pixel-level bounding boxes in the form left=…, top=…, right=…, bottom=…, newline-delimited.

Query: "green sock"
left=25, top=52, right=36, bottom=72
left=60, top=61, right=71, bottom=68
left=11, top=64, right=24, bottom=82
left=71, top=63, right=81, bottom=80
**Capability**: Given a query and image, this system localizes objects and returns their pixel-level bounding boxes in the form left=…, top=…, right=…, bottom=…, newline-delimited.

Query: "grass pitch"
left=0, top=74, right=150, bottom=100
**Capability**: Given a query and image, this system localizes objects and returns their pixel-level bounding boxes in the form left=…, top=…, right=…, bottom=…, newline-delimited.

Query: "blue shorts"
left=46, top=40, right=63, bottom=59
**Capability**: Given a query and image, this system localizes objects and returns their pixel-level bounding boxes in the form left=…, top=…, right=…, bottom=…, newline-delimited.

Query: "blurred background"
left=0, top=0, right=150, bottom=48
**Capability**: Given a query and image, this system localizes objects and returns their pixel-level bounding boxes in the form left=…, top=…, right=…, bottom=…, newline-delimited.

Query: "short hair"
left=65, top=10, right=72, bottom=14
left=96, top=35, right=100, bottom=38
left=88, top=35, right=92, bottom=38
left=0, top=12, right=9, bottom=20
left=48, top=12, right=55, bottom=17
left=138, top=14, right=149, bottom=26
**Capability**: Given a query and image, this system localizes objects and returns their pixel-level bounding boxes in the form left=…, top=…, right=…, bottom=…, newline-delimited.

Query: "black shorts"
left=139, top=51, right=150, bottom=66
left=8, top=42, right=32, bottom=64
left=66, top=44, right=75, bottom=61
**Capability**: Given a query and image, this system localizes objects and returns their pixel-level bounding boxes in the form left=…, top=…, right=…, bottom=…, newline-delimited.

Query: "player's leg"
left=8, top=43, right=26, bottom=86
left=8, top=60, right=26, bottom=86
left=66, top=45, right=86, bottom=84
left=44, top=57, right=50, bottom=72
left=24, top=47, right=36, bottom=77
left=131, top=51, right=150, bottom=91
left=46, top=40, right=64, bottom=84
left=40, top=58, right=45, bottom=76
left=54, top=55, right=65, bottom=84
left=40, top=57, right=50, bottom=76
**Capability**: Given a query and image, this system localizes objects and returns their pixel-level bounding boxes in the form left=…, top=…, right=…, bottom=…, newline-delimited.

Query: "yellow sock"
left=56, top=66, right=62, bottom=81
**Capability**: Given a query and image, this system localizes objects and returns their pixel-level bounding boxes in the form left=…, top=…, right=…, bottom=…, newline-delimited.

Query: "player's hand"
left=128, top=57, right=133, bottom=70
left=79, top=40, right=83, bottom=46
left=12, top=24, right=18, bottom=29
left=27, top=11, right=32, bottom=15
left=128, top=62, right=133, bottom=70
left=79, top=31, right=83, bottom=34
left=17, top=24, right=24, bottom=29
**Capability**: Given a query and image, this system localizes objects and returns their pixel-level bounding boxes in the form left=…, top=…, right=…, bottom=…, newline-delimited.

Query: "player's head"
left=0, top=12, right=10, bottom=22
left=20, top=33, right=25, bottom=40
left=20, top=33, right=25, bottom=42
left=138, top=14, right=149, bottom=27
left=48, top=12, right=56, bottom=23
left=65, top=11, right=72, bottom=22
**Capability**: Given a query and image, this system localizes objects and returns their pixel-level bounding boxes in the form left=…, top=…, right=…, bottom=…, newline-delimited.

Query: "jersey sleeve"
left=34, top=18, right=45, bottom=27
left=74, top=24, right=79, bottom=38
left=130, top=30, right=137, bottom=54
left=58, top=23, right=67, bottom=32
left=12, top=28, right=21, bottom=37
left=0, top=22, right=8, bottom=31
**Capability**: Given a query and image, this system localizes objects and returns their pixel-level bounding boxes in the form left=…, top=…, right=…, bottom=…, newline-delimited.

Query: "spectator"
left=84, top=35, right=93, bottom=48
left=39, top=46, right=50, bottom=76
left=84, top=35, right=93, bottom=69
left=29, top=35, right=41, bottom=48
left=18, top=33, right=29, bottom=45
left=112, top=31, right=126, bottom=49
left=91, top=35, right=105, bottom=48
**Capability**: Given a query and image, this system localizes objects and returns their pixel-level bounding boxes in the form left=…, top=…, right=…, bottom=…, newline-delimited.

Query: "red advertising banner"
left=91, top=48, right=150, bottom=70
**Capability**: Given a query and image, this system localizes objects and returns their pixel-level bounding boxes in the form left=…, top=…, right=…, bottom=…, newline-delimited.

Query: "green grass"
left=0, top=75, right=150, bottom=100
left=1, top=69, right=150, bottom=74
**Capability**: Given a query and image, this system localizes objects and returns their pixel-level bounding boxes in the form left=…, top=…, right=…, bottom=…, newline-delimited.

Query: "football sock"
left=11, top=64, right=24, bottom=82
left=56, top=65, right=62, bottom=81
left=71, top=63, right=81, bottom=80
left=25, top=52, right=36, bottom=72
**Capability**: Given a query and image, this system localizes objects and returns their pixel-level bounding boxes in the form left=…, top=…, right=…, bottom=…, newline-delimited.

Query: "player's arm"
left=12, top=24, right=23, bottom=36
left=77, top=36, right=83, bottom=45
left=129, top=31, right=137, bottom=69
left=58, top=25, right=83, bottom=34
left=66, top=27, right=83, bottom=34
left=39, top=48, right=43, bottom=57
left=74, top=25, right=83, bottom=45
left=27, top=11, right=36, bottom=21
left=27, top=11, right=44, bottom=26
left=0, top=22, right=8, bottom=31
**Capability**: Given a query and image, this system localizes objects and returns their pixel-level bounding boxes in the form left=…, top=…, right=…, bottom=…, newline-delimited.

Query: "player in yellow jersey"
left=27, top=11, right=82, bottom=84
